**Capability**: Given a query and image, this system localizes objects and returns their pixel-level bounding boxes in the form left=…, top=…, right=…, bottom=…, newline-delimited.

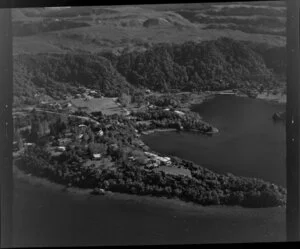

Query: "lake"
left=143, top=95, right=286, bottom=187
left=13, top=177, right=285, bottom=247
left=12, top=95, right=286, bottom=247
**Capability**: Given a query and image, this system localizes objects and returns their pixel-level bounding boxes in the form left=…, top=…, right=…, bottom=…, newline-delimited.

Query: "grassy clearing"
left=154, top=165, right=192, bottom=177
left=70, top=97, right=123, bottom=115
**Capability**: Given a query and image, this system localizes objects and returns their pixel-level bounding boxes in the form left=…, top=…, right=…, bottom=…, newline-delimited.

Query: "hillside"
left=12, top=3, right=286, bottom=55
left=13, top=53, right=134, bottom=105
left=14, top=38, right=285, bottom=106
left=103, top=38, right=283, bottom=92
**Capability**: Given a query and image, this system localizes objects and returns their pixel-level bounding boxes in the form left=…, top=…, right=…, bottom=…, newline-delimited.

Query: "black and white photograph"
left=4, top=0, right=291, bottom=246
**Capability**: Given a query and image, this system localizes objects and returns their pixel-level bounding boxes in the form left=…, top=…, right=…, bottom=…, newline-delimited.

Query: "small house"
left=65, top=132, right=73, bottom=138
left=57, top=146, right=66, bottom=152
left=145, top=89, right=151, bottom=94
left=174, top=110, right=185, bottom=116
left=40, top=101, right=48, bottom=105
left=24, top=142, right=35, bottom=147
left=93, top=153, right=102, bottom=160
left=97, top=130, right=104, bottom=136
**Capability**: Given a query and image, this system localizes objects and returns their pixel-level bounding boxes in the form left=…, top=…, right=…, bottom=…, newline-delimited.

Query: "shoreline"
left=13, top=163, right=283, bottom=213
left=255, top=92, right=286, bottom=104
left=176, top=90, right=286, bottom=123
left=185, top=90, right=287, bottom=107
left=141, top=128, right=177, bottom=135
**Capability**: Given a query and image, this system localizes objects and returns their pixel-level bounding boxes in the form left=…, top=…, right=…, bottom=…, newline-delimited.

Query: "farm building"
left=93, top=154, right=102, bottom=160
left=56, top=146, right=66, bottom=152
left=174, top=110, right=185, bottom=116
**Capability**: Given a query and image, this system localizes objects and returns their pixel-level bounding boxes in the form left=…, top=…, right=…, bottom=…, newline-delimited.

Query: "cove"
left=142, top=95, right=286, bottom=187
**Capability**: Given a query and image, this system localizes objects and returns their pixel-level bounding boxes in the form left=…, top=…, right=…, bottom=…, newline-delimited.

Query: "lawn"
left=70, top=97, right=123, bottom=115
left=154, top=165, right=192, bottom=178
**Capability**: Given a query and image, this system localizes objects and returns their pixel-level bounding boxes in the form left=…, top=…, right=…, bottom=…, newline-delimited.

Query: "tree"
left=119, top=93, right=131, bottom=107
left=14, top=128, right=23, bottom=150
left=29, top=117, right=40, bottom=143
left=88, top=143, right=107, bottom=155
left=131, top=91, right=145, bottom=107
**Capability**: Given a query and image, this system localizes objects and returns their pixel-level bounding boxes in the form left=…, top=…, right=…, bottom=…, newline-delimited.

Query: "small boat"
left=272, top=112, right=286, bottom=121
left=91, top=188, right=106, bottom=195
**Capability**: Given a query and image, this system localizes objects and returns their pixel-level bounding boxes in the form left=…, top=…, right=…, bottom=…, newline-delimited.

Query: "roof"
left=24, top=143, right=34, bottom=146
left=174, top=110, right=185, bottom=115
left=93, top=154, right=102, bottom=158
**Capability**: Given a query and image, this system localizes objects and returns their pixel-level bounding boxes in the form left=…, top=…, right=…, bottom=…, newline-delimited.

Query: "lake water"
left=12, top=95, right=286, bottom=247
left=143, top=95, right=286, bottom=187
left=13, top=177, right=285, bottom=247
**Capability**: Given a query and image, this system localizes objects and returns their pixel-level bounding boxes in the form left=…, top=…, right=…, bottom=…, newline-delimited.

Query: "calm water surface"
left=143, top=95, right=286, bottom=186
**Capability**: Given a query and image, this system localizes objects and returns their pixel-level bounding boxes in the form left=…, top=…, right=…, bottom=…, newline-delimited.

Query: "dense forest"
left=13, top=53, right=134, bottom=105
left=14, top=38, right=285, bottom=106
left=103, top=38, right=283, bottom=92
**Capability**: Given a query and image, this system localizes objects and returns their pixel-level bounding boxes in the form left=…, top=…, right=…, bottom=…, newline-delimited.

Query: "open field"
left=70, top=97, right=122, bottom=115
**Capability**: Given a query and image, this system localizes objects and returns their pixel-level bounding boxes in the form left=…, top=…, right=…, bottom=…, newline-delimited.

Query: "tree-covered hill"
left=104, top=38, right=282, bottom=92
left=14, top=38, right=285, bottom=106
left=13, top=53, right=134, bottom=105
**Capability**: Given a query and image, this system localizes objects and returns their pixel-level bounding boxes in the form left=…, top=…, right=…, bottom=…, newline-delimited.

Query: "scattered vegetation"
left=13, top=20, right=90, bottom=37
left=203, top=23, right=285, bottom=36
left=204, top=6, right=286, bottom=17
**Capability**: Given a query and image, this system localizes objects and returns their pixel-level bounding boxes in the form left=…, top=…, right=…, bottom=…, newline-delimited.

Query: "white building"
left=57, top=146, right=66, bottom=152
left=24, top=142, right=35, bottom=147
left=93, top=153, right=102, bottom=160
left=174, top=110, right=185, bottom=116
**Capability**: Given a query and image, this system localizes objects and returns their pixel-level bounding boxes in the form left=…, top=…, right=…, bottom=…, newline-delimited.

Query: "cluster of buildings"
left=75, top=88, right=103, bottom=100
left=143, top=152, right=172, bottom=169
left=38, top=101, right=73, bottom=112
